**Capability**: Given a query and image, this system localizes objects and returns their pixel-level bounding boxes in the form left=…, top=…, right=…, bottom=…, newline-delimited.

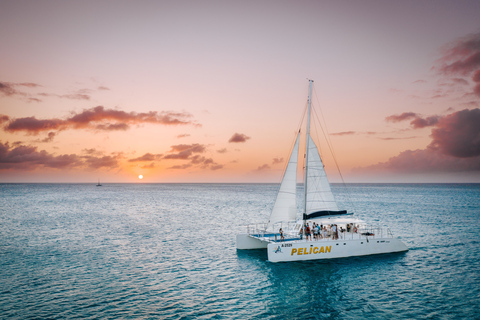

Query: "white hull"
left=267, top=237, right=408, bottom=262
left=236, top=234, right=269, bottom=249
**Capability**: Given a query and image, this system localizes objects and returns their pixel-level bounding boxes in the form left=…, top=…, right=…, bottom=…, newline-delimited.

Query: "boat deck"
left=249, top=226, right=394, bottom=244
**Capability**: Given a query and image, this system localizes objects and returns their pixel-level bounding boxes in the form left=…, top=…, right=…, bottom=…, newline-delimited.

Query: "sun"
left=138, top=175, right=143, bottom=180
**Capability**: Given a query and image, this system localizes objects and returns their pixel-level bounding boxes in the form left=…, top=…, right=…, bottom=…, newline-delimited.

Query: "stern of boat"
left=236, top=234, right=269, bottom=249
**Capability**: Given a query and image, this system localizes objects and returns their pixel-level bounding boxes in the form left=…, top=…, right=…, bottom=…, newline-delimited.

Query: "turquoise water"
left=1, top=183, right=479, bottom=319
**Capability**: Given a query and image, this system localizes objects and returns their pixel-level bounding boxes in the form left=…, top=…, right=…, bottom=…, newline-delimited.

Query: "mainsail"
left=268, top=133, right=300, bottom=227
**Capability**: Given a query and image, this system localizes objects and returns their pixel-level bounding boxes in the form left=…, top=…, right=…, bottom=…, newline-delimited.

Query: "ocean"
left=1, top=183, right=479, bottom=319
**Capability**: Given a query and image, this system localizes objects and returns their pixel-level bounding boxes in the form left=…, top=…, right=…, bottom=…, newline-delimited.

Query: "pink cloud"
left=0, top=141, right=124, bottom=170
left=386, top=112, right=440, bottom=129
left=428, top=108, right=480, bottom=158
left=0, top=82, right=19, bottom=96
left=359, top=149, right=480, bottom=173
left=0, top=114, right=9, bottom=124
left=164, top=144, right=206, bottom=159
left=437, top=32, right=480, bottom=97
left=330, top=131, right=356, bottom=136
left=228, top=133, right=250, bottom=143
left=357, top=108, right=480, bottom=174
left=256, top=164, right=271, bottom=171
left=385, top=112, right=418, bottom=122
left=0, top=82, right=42, bottom=98
left=84, top=155, right=119, bottom=169
left=128, top=153, right=163, bottom=162
left=0, top=141, right=82, bottom=170
left=5, top=116, right=65, bottom=133
left=272, top=157, right=283, bottom=165
left=163, top=143, right=223, bottom=170
left=3, top=106, right=199, bottom=135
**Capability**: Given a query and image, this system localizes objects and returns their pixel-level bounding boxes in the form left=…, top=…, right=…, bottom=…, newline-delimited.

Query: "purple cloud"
left=228, top=133, right=250, bottom=143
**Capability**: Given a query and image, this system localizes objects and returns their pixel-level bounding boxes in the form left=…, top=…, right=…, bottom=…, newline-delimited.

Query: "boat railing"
left=274, top=225, right=395, bottom=243
left=244, top=223, right=394, bottom=242
left=244, top=221, right=300, bottom=240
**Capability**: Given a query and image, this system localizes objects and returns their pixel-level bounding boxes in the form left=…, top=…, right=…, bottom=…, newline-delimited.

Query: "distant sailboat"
left=236, top=80, right=408, bottom=262
left=96, top=179, right=102, bottom=187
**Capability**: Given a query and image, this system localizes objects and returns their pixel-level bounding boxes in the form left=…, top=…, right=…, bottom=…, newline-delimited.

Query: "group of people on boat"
left=296, top=222, right=358, bottom=241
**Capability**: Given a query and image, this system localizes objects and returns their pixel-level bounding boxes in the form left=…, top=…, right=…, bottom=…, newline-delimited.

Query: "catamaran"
left=236, top=80, right=408, bottom=262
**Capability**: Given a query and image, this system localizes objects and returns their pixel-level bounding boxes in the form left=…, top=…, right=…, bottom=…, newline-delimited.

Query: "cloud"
left=40, top=132, right=56, bottom=143
left=169, top=163, right=192, bottom=170
left=378, top=136, right=418, bottom=141
left=3, top=106, right=199, bottom=135
left=164, top=143, right=206, bottom=160
left=272, top=157, right=283, bottom=165
left=256, top=164, right=271, bottom=171
left=356, top=108, right=480, bottom=174
left=452, top=78, right=469, bottom=86
left=385, top=112, right=440, bottom=129
left=358, top=149, right=480, bottom=174
left=0, top=114, right=9, bottom=124
left=0, top=141, right=82, bottom=170
left=62, top=93, right=90, bottom=100
left=437, top=32, right=480, bottom=97
left=163, top=143, right=223, bottom=170
left=128, top=153, right=163, bottom=162
left=177, top=134, right=190, bottom=138
left=0, top=82, right=42, bottom=98
left=141, top=163, right=155, bottom=169
left=0, top=141, right=123, bottom=170
left=331, top=131, right=356, bottom=136
left=412, top=79, right=427, bottom=84
left=228, top=133, right=250, bottom=143
left=84, top=155, right=119, bottom=169
left=385, top=112, right=417, bottom=122
left=5, top=116, right=65, bottom=133
left=216, top=148, right=227, bottom=154
left=210, top=164, right=224, bottom=170
left=0, top=82, right=20, bottom=96
left=428, top=108, right=480, bottom=158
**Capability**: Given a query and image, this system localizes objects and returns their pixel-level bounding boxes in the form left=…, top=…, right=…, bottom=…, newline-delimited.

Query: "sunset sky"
left=1, top=0, right=480, bottom=183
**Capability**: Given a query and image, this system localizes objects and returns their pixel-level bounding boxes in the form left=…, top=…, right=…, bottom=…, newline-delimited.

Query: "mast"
left=303, top=79, right=314, bottom=220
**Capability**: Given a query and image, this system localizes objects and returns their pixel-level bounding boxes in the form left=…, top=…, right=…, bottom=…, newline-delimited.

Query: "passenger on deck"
left=313, top=223, right=318, bottom=240
left=306, top=224, right=311, bottom=240
left=332, top=224, right=338, bottom=240
left=279, top=228, right=284, bottom=241
left=299, top=227, right=304, bottom=240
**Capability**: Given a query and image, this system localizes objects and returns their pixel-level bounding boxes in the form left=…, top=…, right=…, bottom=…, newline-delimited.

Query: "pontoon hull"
left=236, top=233, right=269, bottom=249
left=267, top=237, right=408, bottom=262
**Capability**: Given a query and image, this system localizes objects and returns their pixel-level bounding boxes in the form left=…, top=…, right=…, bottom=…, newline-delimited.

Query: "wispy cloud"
left=256, top=164, right=271, bottom=171
left=128, top=153, right=163, bottom=162
left=436, top=32, right=480, bottom=97
left=272, top=157, right=283, bottom=165
left=330, top=131, right=356, bottom=136
left=2, top=106, right=199, bottom=137
left=386, top=112, right=440, bottom=129
left=164, top=143, right=223, bottom=170
left=356, top=108, right=480, bottom=174
left=0, top=141, right=121, bottom=170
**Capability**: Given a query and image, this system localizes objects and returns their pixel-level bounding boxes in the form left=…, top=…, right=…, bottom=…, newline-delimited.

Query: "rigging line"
left=311, top=85, right=357, bottom=212
left=311, top=86, right=345, bottom=184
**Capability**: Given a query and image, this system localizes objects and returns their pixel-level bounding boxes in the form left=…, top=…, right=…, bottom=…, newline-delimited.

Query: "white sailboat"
left=236, top=80, right=408, bottom=262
